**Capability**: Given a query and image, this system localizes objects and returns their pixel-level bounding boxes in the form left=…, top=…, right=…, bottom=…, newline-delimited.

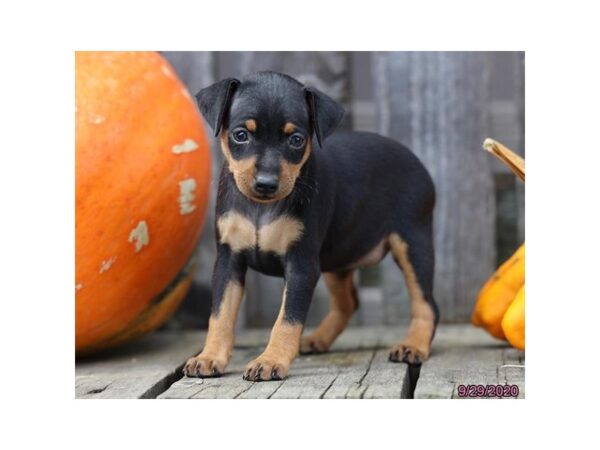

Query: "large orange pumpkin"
left=75, top=51, right=211, bottom=355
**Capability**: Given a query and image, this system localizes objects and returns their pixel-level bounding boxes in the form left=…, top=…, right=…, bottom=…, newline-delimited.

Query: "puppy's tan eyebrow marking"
left=283, top=122, right=296, bottom=134
left=245, top=119, right=257, bottom=132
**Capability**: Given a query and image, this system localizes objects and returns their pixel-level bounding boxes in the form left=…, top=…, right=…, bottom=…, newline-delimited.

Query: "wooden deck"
left=75, top=325, right=524, bottom=399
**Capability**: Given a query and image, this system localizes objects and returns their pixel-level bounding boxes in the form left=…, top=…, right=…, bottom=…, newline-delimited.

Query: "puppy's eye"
left=288, top=133, right=305, bottom=149
left=232, top=129, right=249, bottom=144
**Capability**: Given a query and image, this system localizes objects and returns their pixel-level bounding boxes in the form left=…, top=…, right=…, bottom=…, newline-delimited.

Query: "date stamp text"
left=457, top=384, right=520, bottom=398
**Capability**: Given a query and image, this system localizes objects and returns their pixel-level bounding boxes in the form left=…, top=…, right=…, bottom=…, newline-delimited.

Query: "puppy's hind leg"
left=300, top=270, right=358, bottom=354
left=388, top=228, right=439, bottom=365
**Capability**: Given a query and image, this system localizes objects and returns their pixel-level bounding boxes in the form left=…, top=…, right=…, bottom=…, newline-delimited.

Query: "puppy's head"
left=196, top=72, right=344, bottom=203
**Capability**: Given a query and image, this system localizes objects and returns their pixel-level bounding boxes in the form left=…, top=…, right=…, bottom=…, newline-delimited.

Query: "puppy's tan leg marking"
left=300, top=271, right=357, bottom=354
left=388, top=233, right=435, bottom=364
left=244, top=286, right=303, bottom=381
left=184, top=281, right=244, bottom=377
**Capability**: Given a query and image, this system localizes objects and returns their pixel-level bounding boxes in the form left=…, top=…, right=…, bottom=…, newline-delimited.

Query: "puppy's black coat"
left=183, top=72, right=439, bottom=381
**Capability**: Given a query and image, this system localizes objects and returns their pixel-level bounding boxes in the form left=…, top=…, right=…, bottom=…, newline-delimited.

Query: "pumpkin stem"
left=483, top=138, right=525, bottom=181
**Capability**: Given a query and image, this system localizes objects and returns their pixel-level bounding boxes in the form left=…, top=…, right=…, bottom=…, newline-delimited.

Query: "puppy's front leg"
left=243, top=260, right=319, bottom=381
left=184, top=247, right=246, bottom=377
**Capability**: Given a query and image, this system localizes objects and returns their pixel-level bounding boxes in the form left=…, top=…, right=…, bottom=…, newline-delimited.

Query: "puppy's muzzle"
left=253, top=174, right=279, bottom=197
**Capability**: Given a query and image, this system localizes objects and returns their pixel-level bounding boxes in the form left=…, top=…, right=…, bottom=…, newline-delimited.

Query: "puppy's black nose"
left=253, top=174, right=279, bottom=196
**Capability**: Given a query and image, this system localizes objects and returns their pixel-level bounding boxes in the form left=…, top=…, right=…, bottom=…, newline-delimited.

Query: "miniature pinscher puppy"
left=183, top=71, right=439, bottom=381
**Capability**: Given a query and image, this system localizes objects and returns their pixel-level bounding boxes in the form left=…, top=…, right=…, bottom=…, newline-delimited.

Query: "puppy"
left=183, top=71, right=439, bottom=381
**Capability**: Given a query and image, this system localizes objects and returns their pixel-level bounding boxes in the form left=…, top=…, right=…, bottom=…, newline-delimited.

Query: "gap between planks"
left=76, top=325, right=524, bottom=399
left=159, top=327, right=413, bottom=399
left=158, top=347, right=412, bottom=399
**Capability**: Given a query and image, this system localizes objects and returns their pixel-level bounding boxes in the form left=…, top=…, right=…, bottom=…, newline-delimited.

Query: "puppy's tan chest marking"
left=217, top=212, right=256, bottom=253
left=258, top=215, right=304, bottom=254
left=217, top=211, right=304, bottom=255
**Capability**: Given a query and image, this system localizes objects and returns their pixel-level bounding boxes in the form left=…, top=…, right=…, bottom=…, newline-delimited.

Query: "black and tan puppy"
left=183, top=71, right=439, bottom=381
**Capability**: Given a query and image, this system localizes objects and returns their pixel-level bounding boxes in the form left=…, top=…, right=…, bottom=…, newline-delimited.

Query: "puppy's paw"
left=243, top=355, right=289, bottom=382
left=388, top=343, right=429, bottom=366
left=183, top=354, right=227, bottom=378
left=299, top=335, right=331, bottom=354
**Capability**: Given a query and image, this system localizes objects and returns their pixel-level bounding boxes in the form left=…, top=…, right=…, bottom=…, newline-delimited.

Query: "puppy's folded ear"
left=304, top=87, right=345, bottom=147
left=195, top=78, right=241, bottom=137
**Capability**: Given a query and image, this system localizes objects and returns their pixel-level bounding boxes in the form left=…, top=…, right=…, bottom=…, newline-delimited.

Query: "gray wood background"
left=161, top=51, right=525, bottom=328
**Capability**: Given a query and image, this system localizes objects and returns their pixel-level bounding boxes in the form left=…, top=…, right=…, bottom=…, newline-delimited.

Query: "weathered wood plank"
left=373, top=52, right=495, bottom=323
left=76, top=325, right=524, bottom=399
left=160, top=326, right=413, bottom=399
left=320, top=350, right=376, bottom=399
left=75, top=331, right=205, bottom=399
left=159, top=348, right=264, bottom=399
left=356, top=350, right=411, bottom=399
left=236, top=376, right=285, bottom=399
left=270, top=350, right=382, bottom=399
left=498, top=347, right=525, bottom=398
left=242, top=326, right=400, bottom=399
left=269, top=366, right=339, bottom=399
left=414, top=326, right=524, bottom=399
left=513, top=52, right=525, bottom=242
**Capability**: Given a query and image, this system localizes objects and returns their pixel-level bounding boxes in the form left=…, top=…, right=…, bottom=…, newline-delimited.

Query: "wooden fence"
left=162, top=51, right=525, bottom=327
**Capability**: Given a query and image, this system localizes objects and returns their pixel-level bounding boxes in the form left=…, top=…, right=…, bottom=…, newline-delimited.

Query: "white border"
left=2, top=0, right=599, bottom=447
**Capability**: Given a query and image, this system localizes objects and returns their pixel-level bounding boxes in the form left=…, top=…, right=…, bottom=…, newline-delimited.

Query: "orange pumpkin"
left=75, top=51, right=211, bottom=355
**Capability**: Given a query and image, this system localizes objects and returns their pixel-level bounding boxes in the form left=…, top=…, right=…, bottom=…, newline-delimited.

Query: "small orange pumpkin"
left=501, top=285, right=525, bottom=351
left=75, top=51, right=211, bottom=355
